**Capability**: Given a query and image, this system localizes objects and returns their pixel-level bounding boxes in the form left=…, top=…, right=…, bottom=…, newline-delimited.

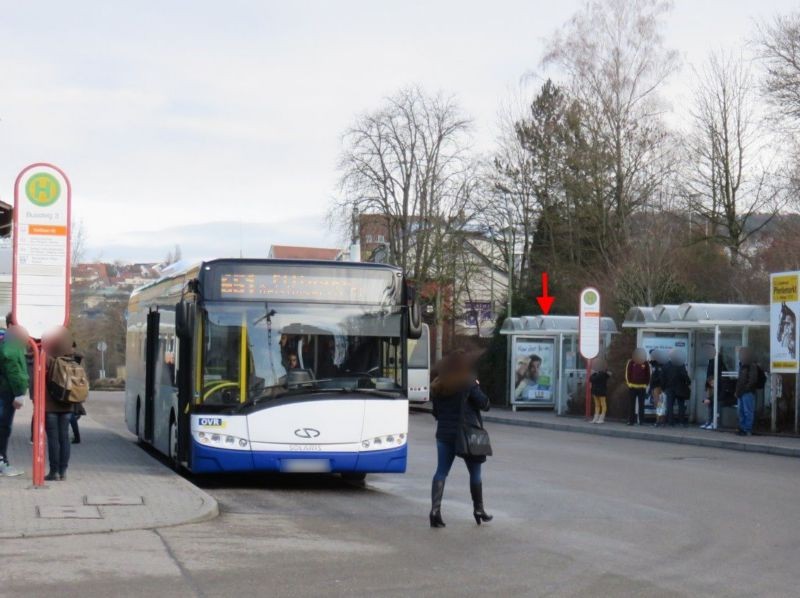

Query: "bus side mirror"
left=175, top=301, right=195, bottom=339
left=406, top=285, right=422, bottom=340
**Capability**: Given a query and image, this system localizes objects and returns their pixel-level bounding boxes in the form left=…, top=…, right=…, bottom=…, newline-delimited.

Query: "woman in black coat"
left=429, top=350, right=492, bottom=528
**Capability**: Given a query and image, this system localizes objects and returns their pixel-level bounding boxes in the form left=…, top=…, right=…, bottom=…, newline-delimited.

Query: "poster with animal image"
left=770, top=272, right=800, bottom=373
left=512, top=337, right=555, bottom=404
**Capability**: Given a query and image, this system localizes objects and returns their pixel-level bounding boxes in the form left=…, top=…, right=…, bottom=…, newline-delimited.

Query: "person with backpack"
left=735, top=347, right=760, bottom=437
left=43, top=328, right=89, bottom=481
left=0, top=325, right=30, bottom=477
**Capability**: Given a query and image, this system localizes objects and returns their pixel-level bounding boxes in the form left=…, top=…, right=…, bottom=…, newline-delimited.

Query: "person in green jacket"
left=0, top=325, right=30, bottom=477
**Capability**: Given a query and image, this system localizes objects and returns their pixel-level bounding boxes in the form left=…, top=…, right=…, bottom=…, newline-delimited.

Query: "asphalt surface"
left=2, top=391, right=800, bottom=597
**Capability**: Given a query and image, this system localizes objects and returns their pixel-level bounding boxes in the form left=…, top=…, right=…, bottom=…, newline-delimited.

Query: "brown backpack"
left=48, top=356, right=90, bottom=404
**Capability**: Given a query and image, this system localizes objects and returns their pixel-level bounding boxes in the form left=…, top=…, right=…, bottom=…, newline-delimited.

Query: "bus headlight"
left=194, top=430, right=249, bottom=450
left=361, top=433, right=407, bottom=451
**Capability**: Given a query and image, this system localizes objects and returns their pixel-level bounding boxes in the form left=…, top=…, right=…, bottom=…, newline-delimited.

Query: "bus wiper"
left=252, top=303, right=276, bottom=326
left=346, top=388, right=402, bottom=398
left=234, top=385, right=285, bottom=411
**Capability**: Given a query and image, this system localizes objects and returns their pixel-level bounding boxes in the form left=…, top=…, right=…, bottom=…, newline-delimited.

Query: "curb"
left=1, top=415, right=220, bottom=540
left=410, top=406, right=800, bottom=459
left=0, top=498, right=219, bottom=540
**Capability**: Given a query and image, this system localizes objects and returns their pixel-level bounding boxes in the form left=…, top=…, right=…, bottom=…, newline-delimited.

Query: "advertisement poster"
left=512, top=337, right=555, bottom=404
left=770, top=272, right=800, bottom=373
left=640, top=334, right=690, bottom=413
left=640, top=334, right=689, bottom=358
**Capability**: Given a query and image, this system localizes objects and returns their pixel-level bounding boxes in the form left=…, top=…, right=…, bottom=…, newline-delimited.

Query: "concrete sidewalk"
left=412, top=403, right=800, bottom=458
left=0, top=403, right=218, bottom=539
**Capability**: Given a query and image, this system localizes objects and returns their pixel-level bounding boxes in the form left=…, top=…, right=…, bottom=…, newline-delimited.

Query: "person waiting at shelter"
left=735, top=347, right=759, bottom=437
left=664, top=349, right=691, bottom=427
left=649, top=350, right=668, bottom=428
left=0, top=325, right=30, bottom=477
left=625, top=348, right=650, bottom=425
left=702, top=344, right=726, bottom=430
left=590, top=358, right=611, bottom=424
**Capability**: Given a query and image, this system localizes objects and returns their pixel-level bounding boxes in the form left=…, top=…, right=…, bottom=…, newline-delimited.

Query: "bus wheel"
left=342, top=473, right=367, bottom=484
left=168, top=418, right=180, bottom=472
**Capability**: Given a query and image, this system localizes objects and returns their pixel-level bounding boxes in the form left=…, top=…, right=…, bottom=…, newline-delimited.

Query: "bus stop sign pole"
left=12, top=163, right=72, bottom=488
left=578, top=288, right=601, bottom=420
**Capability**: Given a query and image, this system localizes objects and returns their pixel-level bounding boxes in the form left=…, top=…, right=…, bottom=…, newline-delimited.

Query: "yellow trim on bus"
left=195, top=317, right=203, bottom=403
left=239, top=314, right=247, bottom=403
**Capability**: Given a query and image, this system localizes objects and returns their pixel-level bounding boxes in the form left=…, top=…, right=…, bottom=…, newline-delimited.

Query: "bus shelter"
left=622, top=303, right=770, bottom=428
left=500, top=315, right=618, bottom=413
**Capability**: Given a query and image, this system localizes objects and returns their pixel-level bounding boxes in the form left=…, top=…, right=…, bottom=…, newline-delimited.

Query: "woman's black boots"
left=471, top=483, right=493, bottom=525
left=429, top=480, right=446, bottom=528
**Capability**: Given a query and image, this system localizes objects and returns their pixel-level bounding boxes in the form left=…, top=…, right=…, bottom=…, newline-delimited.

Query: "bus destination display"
left=218, top=270, right=395, bottom=303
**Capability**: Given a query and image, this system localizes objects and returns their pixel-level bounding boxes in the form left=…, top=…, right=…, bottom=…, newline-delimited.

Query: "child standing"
left=590, top=359, right=612, bottom=424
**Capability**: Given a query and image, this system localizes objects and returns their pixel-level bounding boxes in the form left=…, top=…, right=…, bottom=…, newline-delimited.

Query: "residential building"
left=268, top=245, right=343, bottom=261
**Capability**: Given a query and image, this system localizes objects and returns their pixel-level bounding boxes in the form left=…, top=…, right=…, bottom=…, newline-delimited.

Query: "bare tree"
left=336, top=86, right=475, bottom=359
left=542, top=0, right=678, bottom=265
left=71, top=219, right=87, bottom=267
left=478, top=129, right=535, bottom=301
left=683, top=51, right=786, bottom=265
left=758, top=12, right=800, bottom=127
left=337, top=86, right=473, bottom=283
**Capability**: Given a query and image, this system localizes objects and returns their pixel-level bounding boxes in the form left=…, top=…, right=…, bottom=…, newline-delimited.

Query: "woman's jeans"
left=46, top=412, right=71, bottom=475
left=433, top=439, right=481, bottom=484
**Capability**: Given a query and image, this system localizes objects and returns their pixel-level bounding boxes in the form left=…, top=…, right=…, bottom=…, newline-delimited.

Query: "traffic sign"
left=97, top=340, right=108, bottom=352
left=578, top=287, right=601, bottom=360
left=12, top=163, right=71, bottom=339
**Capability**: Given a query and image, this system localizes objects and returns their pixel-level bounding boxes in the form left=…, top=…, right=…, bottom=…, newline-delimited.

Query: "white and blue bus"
left=125, top=258, right=423, bottom=478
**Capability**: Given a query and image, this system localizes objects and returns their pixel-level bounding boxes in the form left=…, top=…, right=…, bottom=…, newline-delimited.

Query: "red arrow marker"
left=536, top=272, right=555, bottom=315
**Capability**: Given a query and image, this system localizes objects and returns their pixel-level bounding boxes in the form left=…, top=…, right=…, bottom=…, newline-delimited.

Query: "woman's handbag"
left=455, top=396, right=493, bottom=458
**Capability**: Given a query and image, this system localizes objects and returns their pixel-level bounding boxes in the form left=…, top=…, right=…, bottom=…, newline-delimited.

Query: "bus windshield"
left=200, top=302, right=404, bottom=407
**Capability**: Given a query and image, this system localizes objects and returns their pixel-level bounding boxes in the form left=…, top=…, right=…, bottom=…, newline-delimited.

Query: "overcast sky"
left=0, top=0, right=796, bottom=263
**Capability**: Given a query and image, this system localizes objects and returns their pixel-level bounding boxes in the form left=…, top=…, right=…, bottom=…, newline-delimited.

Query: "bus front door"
left=144, top=310, right=160, bottom=443
left=176, top=333, right=193, bottom=464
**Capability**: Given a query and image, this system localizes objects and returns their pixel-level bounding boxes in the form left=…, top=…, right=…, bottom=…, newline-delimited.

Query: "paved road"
left=3, top=392, right=800, bottom=598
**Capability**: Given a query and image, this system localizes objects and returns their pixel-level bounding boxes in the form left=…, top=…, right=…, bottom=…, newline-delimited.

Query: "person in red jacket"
left=625, top=348, right=650, bottom=425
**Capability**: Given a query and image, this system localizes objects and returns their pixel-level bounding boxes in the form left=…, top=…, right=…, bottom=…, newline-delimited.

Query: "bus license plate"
left=281, top=459, right=331, bottom=473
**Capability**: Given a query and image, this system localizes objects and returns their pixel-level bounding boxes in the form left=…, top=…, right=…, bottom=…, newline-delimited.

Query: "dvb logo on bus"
left=198, top=417, right=226, bottom=428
